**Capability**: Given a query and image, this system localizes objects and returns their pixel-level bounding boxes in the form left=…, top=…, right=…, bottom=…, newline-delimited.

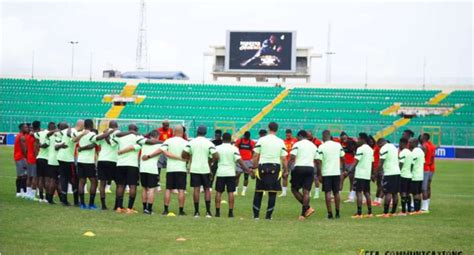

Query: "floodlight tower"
left=136, top=0, right=148, bottom=70
left=325, top=22, right=335, bottom=85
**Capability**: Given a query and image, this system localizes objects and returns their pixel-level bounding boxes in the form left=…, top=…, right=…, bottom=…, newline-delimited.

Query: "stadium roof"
left=121, top=71, right=189, bottom=80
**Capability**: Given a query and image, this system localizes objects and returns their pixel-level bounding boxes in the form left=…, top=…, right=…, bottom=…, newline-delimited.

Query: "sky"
left=1, top=0, right=472, bottom=85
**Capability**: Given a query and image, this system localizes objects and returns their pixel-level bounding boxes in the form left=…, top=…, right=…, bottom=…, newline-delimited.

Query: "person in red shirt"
left=338, top=132, right=357, bottom=202
left=307, top=130, right=321, bottom=199
left=157, top=120, right=174, bottom=142
left=156, top=120, right=174, bottom=192
left=421, top=133, right=436, bottom=212
left=234, top=131, right=255, bottom=196
left=280, top=129, right=297, bottom=197
left=14, top=123, right=29, bottom=198
left=25, top=122, right=39, bottom=200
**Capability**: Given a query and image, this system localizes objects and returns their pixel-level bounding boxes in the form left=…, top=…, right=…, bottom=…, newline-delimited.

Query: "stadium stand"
left=0, top=78, right=472, bottom=145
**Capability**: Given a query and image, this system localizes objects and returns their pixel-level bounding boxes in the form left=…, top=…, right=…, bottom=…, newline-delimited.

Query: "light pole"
left=325, top=22, right=336, bottom=85
left=422, top=57, right=427, bottom=90
left=31, top=50, right=35, bottom=79
left=69, top=41, right=79, bottom=77
left=89, top=51, right=93, bottom=81
left=364, top=56, right=368, bottom=89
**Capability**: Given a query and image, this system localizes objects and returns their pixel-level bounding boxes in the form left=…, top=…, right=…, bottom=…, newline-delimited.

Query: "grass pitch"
left=0, top=146, right=473, bottom=254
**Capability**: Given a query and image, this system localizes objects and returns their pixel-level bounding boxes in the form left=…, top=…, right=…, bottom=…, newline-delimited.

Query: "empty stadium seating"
left=0, top=78, right=472, bottom=146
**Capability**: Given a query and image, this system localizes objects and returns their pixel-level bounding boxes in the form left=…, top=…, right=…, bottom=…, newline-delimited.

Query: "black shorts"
left=97, top=161, right=116, bottom=181
left=37, top=158, right=48, bottom=177
left=140, top=173, right=159, bottom=188
left=47, top=165, right=60, bottom=180
left=400, top=177, right=411, bottom=193
left=383, top=174, right=400, bottom=194
left=255, top=163, right=282, bottom=192
left=290, top=166, right=314, bottom=191
left=322, top=175, right=340, bottom=193
left=77, top=163, right=97, bottom=179
left=354, top=178, right=371, bottom=192
left=115, top=166, right=140, bottom=186
left=166, top=172, right=187, bottom=190
left=215, top=176, right=236, bottom=193
left=410, top=180, right=422, bottom=194
left=190, top=173, right=211, bottom=188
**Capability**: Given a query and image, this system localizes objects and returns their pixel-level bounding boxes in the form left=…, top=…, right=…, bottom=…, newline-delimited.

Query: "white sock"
left=235, top=187, right=239, bottom=194
left=427, top=199, right=430, bottom=210
left=27, top=187, right=32, bottom=194
left=422, top=200, right=428, bottom=210
left=31, top=189, right=37, bottom=197
left=282, top=187, right=287, bottom=194
left=106, top=184, right=111, bottom=190
left=242, top=186, right=247, bottom=193
left=349, top=191, right=355, bottom=199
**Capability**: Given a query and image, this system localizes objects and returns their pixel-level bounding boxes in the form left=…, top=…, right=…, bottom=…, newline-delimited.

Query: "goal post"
left=94, top=118, right=187, bottom=134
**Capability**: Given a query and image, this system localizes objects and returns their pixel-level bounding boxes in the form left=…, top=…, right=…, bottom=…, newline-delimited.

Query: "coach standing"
left=251, top=122, right=288, bottom=220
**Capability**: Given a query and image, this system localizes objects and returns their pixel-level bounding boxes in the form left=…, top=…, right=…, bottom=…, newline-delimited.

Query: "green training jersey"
left=290, top=139, right=318, bottom=167
left=354, top=144, right=374, bottom=180
left=94, top=129, right=119, bottom=162
left=47, top=131, right=60, bottom=166
left=77, top=131, right=97, bottom=164
left=411, top=147, right=425, bottom=181
left=56, top=128, right=78, bottom=163
left=160, top=136, right=188, bottom=173
left=399, top=148, right=413, bottom=179
left=34, top=130, right=49, bottom=160
left=317, top=140, right=345, bottom=176
left=216, top=143, right=241, bottom=177
left=379, top=143, right=400, bottom=176
left=113, top=133, right=144, bottom=167
left=253, top=134, right=287, bottom=164
left=183, top=136, right=216, bottom=174
left=140, top=143, right=161, bottom=174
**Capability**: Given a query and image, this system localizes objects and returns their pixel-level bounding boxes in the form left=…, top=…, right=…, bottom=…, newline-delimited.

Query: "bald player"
left=34, top=121, right=55, bottom=202
left=75, top=119, right=98, bottom=209
left=143, top=125, right=188, bottom=216
left=410, top=138, right=425, bottom=214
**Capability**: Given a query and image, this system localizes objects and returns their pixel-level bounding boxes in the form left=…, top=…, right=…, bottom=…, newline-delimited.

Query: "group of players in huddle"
left=12, top=119, right=436, bottom=220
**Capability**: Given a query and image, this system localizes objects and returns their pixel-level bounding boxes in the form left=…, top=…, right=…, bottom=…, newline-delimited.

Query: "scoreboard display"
left=226, top=31, right=296, bottom=72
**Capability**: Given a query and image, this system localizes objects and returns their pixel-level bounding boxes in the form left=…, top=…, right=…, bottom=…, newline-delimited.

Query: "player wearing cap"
left=421, top=133, right=435, bottom=212
left=316, top=130, right=345, bottom=219
left=351, top=133, right=374, bottom=218
left=143, top=125, right=188, bottom=216
left=14, top=123, right=29, bottom=198
left=214, top=132, right=250, bottom=218
left=398, top=138, right=413, bottom=215
left=280, top=129, right=297, bottom=197
left=377, top=138, right=401, bottom=217
left=251, top=122, right=288, bottom=220
left=410, top=138, right=425, bottom=214
left=182, top=125, right=219, bottom=218
left=288, top=130, right=318, bottom=220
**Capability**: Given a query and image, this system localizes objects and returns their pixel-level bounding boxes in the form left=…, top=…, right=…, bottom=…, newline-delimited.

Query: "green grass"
left=0, top=146, right=473, bottom=255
